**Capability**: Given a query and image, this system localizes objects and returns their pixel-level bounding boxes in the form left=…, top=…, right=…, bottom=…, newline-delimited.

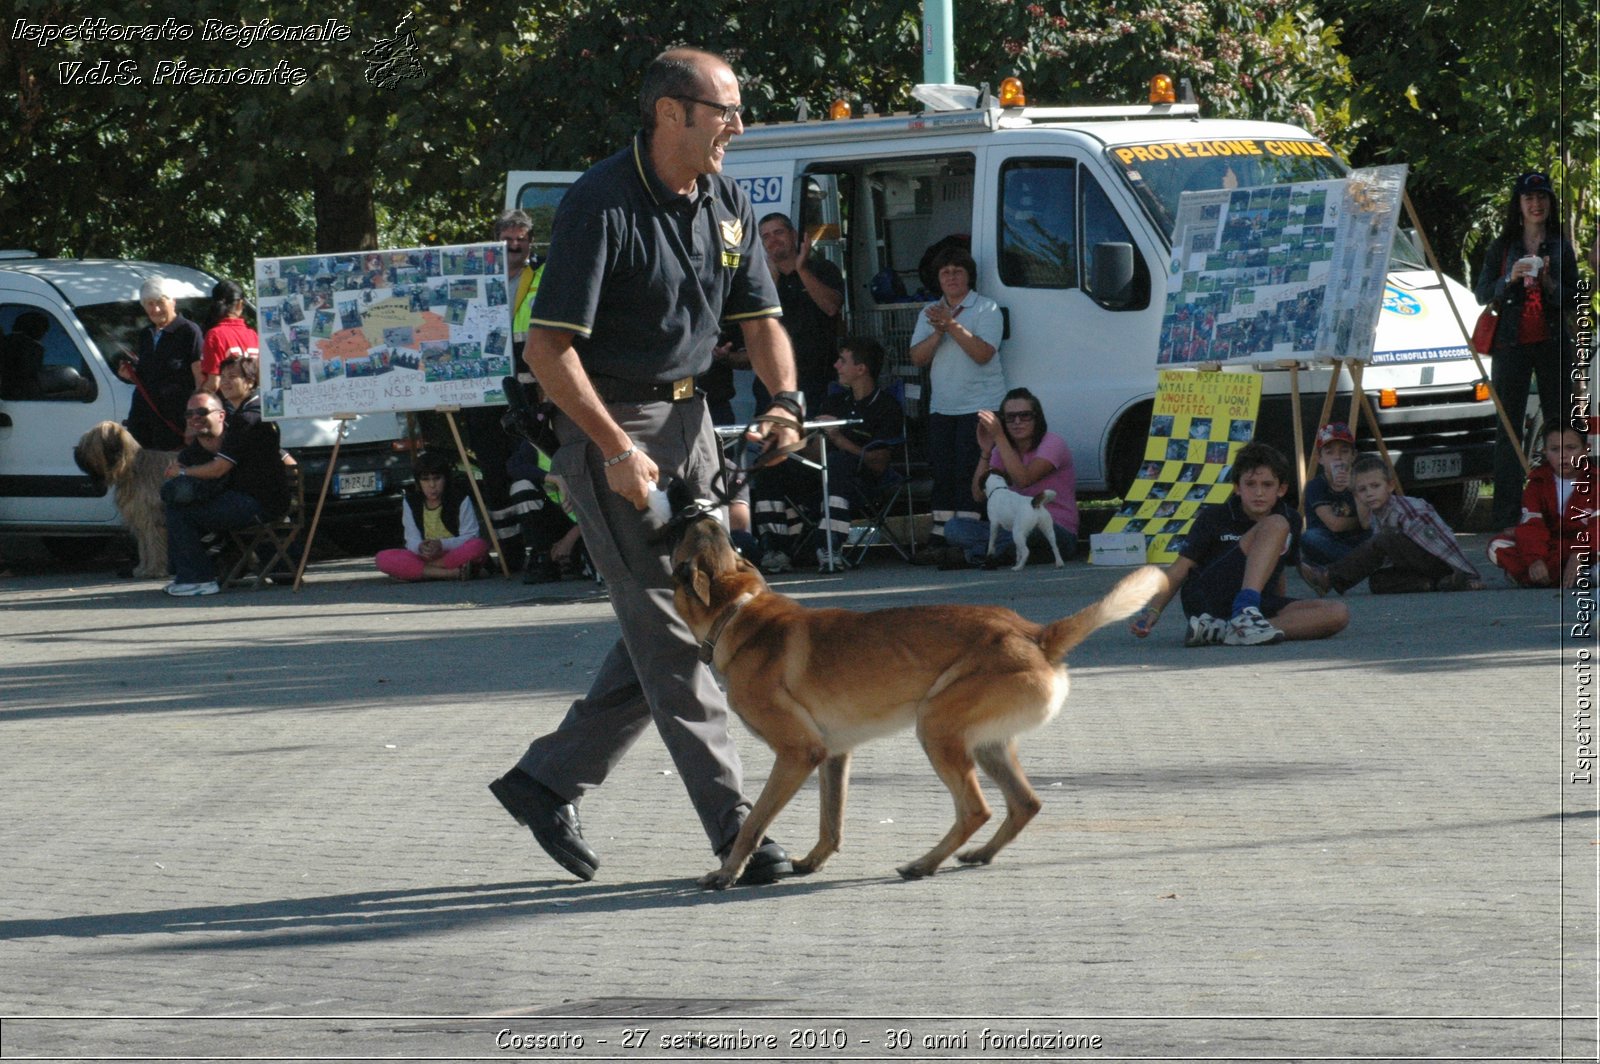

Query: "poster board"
left=1158, top=165, right=1406, bottom=367
left=1101, top=370, right=1264, bottom=564
left=253, top=243, right=514, bottom=419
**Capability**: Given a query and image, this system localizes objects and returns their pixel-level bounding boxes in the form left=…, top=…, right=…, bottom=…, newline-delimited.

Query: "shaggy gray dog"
left=72, top=421, right=173, bottom=578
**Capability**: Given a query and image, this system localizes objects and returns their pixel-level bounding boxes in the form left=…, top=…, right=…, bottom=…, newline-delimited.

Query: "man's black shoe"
left=489, top=769, right=599, bottom=881
left=718, top=837, right=794, bottom=886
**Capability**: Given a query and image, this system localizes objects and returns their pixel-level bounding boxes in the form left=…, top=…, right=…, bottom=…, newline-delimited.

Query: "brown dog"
left=671, top=512, right=1163, bottom=888
left=72, top=421, right=172, bottom=578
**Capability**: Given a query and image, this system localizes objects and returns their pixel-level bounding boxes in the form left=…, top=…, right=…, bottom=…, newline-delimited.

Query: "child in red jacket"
left=1487, top=422, right=1596, bottom=588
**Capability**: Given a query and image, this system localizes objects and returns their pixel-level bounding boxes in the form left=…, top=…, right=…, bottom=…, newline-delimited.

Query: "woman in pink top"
left=941, top=387, right=1079, bottom=568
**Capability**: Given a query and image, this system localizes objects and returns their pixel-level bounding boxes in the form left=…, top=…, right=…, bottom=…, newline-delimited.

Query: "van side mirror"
left=37, top=364, right=97, bottom=401
left=1092, top=242, right=1135, bottom=308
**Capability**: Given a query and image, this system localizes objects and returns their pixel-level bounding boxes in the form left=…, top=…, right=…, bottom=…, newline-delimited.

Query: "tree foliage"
left=1317, top=0, right=1593, bottom=274
left=1, top=0, right=1590, bottom=288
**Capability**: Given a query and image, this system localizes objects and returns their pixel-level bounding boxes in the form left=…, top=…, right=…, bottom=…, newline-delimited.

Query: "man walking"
left=489, top=47, right=804, bottom=887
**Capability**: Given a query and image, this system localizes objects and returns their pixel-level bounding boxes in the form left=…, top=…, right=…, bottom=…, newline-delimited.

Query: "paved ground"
left=0, top=533, right=1595, bottom=1062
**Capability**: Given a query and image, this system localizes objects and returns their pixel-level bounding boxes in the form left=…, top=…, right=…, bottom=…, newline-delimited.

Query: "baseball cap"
left=1513, top=171, right=1553, bottom=198
left=1317, top=422, right=1355, bottom=447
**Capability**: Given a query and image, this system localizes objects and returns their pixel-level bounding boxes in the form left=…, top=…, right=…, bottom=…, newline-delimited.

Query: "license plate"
left=335, top=471, right=380, bottom=496
left=1412, top=453, right=1461, bottom=480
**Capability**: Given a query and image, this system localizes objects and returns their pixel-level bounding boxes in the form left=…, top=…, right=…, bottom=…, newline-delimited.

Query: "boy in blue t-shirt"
left=1130, top=442, right=1350, bottom=647
left=1301, top=421, right=1371, bottom=565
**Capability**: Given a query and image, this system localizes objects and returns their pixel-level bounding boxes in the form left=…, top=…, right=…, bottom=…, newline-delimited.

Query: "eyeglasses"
left=674, top=95, right=743, bottom=124
left=1002, top=411, right=1035, bottom=423
left=185, top=408, right=220, bottom=419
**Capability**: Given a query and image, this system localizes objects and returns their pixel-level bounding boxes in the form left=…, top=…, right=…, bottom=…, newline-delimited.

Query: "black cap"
left=1514, top=171, right=1553, bottom=197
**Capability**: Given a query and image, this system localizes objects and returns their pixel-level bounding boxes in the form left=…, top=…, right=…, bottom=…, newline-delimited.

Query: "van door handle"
left=0, top=413, right=11, bottom=427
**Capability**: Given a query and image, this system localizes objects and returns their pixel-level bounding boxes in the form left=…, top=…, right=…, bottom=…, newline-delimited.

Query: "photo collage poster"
left=1102, top=370, right=1264, bottom=564
left=253, top=243, right=514, bottom=419
left=1157, top=165, right=1405, bottom=367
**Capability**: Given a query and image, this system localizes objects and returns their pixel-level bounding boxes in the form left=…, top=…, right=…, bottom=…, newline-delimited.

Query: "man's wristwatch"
left=770, top=390, right=806, bottom=421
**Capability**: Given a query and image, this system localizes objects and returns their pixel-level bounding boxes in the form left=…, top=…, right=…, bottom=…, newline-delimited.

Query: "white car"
left=0, top=253, right=414, bottom=545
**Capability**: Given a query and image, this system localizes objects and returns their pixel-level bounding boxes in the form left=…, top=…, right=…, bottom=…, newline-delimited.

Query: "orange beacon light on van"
left=999, top=77, right=1026, bottom=107
left=828, top=98, right=852, bottom=120
left=1149, top=74, right=1177, bottom=105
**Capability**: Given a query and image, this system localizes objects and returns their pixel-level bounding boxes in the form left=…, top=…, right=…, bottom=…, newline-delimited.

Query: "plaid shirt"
left=1371, top=494, right=1481, bottom=578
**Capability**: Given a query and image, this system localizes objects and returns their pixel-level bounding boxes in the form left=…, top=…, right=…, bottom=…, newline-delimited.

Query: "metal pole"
left=922, top=0, right=955, bottom=85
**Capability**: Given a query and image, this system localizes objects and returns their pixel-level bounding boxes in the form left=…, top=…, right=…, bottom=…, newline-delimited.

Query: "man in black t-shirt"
left=160, top=391, right=286, bottom=597
left=489, top=47, right=803, bottom=889
left=758, top=213, right=846, bottom=412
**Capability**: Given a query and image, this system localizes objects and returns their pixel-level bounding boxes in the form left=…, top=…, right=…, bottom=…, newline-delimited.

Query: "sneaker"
left=1223, top=605, right=1285, bottom=646
left=760, top=550, right=792, bottom=574
left=815, top=547, right=846, bottom=573
left=1183, top=613, right=1228, bottom=647
left=165, top=580, right=220, bottom=597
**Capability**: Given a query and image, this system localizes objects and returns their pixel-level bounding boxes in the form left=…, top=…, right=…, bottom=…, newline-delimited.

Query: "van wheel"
left=1416, top=480, right=1485, bottom=530
left=1105, top=402, right=1154, bottom=499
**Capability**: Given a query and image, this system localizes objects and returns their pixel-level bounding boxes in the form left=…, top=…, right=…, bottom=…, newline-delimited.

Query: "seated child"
left=1301, top=422, right=1371, bottom=565
left=1131, top=441, right=1349, bottom=647
left=1487, top=420, right=1596, bottom=588
left=375, top=451, right=490, bottom=581
left=1301, top=454, right=1482, bottom=594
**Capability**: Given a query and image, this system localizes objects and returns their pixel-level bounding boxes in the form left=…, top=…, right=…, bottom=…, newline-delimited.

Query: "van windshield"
left=1106, top=138, right=1347, bottom=245
left=72, top=298, right=213, bottom=367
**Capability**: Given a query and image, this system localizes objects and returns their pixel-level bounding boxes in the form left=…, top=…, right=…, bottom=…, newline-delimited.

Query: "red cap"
left=1317, top=422, right=1355, bottom=447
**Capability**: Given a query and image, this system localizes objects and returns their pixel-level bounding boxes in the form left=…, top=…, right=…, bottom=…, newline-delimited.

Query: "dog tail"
left=1039, top=565, right=1165, bottom=660
left=1032, top=490, right=1056, bottom=509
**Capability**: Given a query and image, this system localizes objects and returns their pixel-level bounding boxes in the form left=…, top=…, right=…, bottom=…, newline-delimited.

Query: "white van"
left=508, top=85, right=1495, bottom=516
left=0, top=254, right=413, bottom=544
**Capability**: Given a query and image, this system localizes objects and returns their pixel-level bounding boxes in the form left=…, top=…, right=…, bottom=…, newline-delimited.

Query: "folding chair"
left=223, top=464, right=306, bottom=589
left=842, top=435, right=920, bottom=565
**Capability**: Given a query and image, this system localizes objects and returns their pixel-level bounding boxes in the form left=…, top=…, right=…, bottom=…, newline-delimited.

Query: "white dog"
left=984, top=473, right=1065, bottom=571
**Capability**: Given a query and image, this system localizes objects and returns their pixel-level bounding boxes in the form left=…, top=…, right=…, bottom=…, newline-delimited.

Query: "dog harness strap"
left=698, top=591, right=758, bottom=665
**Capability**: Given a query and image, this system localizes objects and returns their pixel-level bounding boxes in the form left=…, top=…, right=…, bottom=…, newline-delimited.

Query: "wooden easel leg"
left=445, top=409, right=511, bottom=578
left=294, top=430, right=344, bottom=592
left=1348, top=361, right=1404, bottom=493
left=1289, top=361, right=1308, bottom=503
left=1401, top=190, right=1529, bottom=475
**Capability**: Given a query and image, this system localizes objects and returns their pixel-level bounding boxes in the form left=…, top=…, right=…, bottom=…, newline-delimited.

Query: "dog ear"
left=690, top=556, right=715, bottom=607
left=674, top=558, right=713, bottom=608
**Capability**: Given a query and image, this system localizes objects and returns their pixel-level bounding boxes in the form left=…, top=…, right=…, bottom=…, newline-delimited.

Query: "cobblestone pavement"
left=1, top=537, right=1595, bottom=1062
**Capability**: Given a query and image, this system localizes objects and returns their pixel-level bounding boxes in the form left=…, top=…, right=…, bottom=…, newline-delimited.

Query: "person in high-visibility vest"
left=463, top=210, right=544, bottom=571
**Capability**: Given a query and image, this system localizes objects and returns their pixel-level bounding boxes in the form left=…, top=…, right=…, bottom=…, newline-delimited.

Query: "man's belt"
left=592, top=375, right=697, bottom=404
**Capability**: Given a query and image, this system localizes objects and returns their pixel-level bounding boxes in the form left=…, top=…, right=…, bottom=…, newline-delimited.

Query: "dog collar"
left=698, top=591, right=758, bottom=665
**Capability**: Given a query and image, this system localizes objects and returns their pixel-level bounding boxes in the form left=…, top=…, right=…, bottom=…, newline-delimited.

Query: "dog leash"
left=118, top=348, right=184, bottom=439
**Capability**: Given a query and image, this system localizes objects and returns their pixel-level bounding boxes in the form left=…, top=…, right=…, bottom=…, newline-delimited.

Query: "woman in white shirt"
left=907, top=244, right=1006, bottom=546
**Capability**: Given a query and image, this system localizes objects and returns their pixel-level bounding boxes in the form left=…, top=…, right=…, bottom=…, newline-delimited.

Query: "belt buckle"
left=671, top=377, right=694, bottom=401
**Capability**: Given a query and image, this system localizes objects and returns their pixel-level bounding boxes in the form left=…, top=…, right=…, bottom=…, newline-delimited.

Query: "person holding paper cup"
left=1473, top=170, right=1579, bottom=529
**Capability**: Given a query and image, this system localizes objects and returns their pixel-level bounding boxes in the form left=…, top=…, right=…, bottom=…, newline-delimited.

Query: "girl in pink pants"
left=375, top=451, right=489, bottom=581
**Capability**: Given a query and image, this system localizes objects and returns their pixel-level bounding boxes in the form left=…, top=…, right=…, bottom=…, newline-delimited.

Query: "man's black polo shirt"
left=529, top=132, right=781, bottom=384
